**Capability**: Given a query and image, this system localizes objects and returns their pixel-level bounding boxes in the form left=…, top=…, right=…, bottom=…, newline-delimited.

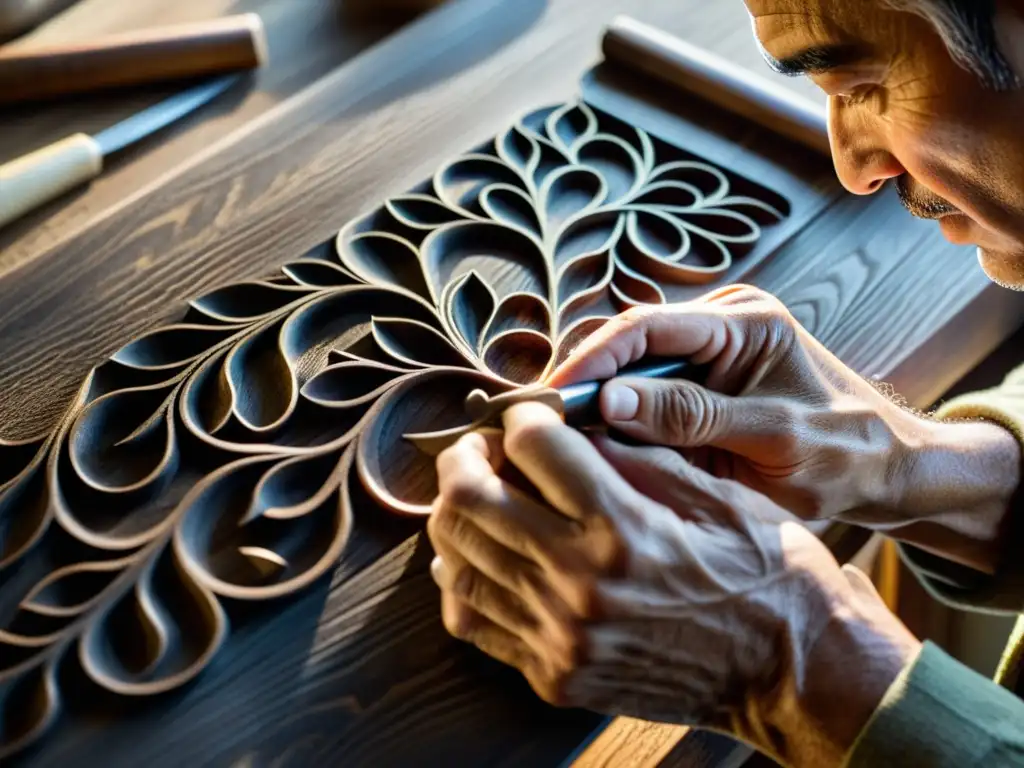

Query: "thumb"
left=599, top=376, right=785, bottom=452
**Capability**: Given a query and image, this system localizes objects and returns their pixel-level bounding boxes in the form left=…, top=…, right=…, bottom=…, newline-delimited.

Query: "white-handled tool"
left=0, top=74, right=239, bottom=229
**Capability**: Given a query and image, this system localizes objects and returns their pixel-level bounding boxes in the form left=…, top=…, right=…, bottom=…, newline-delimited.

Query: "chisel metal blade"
left=93, top=74, right=241, bottom=156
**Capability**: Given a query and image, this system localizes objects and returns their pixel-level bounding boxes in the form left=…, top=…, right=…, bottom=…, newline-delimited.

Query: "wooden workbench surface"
left=1, top=1, right=1022, bottom=766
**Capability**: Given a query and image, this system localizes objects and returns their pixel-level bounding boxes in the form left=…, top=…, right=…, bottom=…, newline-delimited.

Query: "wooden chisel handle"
left=601, top=15, right=831, bottom=156
left=0, top=13, right=266, bottom=106
left=0, top=134, right=102, bottom=228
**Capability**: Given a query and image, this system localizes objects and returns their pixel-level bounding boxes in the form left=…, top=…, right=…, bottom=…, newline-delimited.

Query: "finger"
left=500, top=401, right=645, bottom=522
left=599, top=377, right=803, bottom=455
left=432, top=555, right=540, bottom=641
left=430, top=498, right=541, bottom=596
left=435, top=432, right=577, bottom=563
left=440, top=590, right=535, bottom=672
left=545, top=304, right=727, bottom=388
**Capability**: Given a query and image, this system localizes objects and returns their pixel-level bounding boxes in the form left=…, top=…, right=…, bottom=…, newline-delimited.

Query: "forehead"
left=743, top=0, right=896, bottom=53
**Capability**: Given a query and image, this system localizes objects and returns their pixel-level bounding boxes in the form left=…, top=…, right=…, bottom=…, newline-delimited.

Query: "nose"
left=827, top=95, right=905, bottom=195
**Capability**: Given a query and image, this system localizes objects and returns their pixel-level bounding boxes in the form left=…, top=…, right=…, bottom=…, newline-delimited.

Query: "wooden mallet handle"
left=601, top=15, right=831, bottom=156
left=0, top=13, right=267, bottom=106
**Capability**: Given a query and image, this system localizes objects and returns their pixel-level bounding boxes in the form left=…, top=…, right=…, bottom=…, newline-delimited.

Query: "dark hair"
left=888, top=0, right=1020, bottom=89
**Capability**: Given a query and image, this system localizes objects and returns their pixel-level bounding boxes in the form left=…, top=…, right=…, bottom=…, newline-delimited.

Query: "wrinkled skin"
left=429, top=407, right=918, bottom=766
left=428, top=3, right=1024, bottom=767
left=748, top=0, right=1024, bottom=287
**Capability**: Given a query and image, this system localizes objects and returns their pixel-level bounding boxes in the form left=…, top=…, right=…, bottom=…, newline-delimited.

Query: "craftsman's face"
left=745, top=0, right=1024, bottom=288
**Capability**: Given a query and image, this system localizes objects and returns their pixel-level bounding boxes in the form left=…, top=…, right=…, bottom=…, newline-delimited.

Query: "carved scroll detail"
left=0, top=100, right=788, bottom=757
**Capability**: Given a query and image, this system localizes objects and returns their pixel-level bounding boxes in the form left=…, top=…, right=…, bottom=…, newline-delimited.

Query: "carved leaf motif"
left=0, top=97, right=794, bottom=758
left=483, top=330, right=554, bottom=385
left=497, top=125, right=540, bottom=179
left=174, top=452, right=352, bottom=599
left=546, top=102, right=599, bottom=156
left=282, top=259, right=361, bottom=288
left=441, top=271, right=497, bottom=357
left=371, top=318, right=472, bottom=369
left=358, top=370, right=511, bottom=516
left=421, top=221, right=549, bottom=303
left=435, top=154, right=527, bottom=216
left=0, top=663, right=59, bottom=762
left=68, top=381, right=178, bottom=492
left=79, top=547, right=227, bottom=694
left=111, top=324, right=242, bottom=371
left=0, top=455, right=49, bottom=570
left=576, top=135, right=643, bottom=204
left=540, top=166, right=606, bottom=236
left=20, top=556, right=136, bottom=618
left=386, top=194, right=465, bottom=229
left=301, top=362, right=406, bottom=407
left=189, top=281, right=312, bottom=323
left=336, top=232, right=434, bottom=303
left=480, top=184, right=542, bottom=237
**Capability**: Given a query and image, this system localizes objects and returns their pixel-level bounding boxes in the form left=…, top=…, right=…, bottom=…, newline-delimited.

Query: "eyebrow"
left=759, top=43, right=869, bottom=76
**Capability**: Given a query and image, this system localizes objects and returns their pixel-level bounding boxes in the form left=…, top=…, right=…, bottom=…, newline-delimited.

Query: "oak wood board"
left=2, top=0, right=1024, bottom=766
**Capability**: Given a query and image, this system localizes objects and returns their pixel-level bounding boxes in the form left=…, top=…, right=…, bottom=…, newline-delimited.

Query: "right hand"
left=547, top=285, right=925, bottom=527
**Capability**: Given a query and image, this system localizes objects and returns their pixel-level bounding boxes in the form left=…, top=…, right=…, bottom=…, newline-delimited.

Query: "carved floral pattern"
left=0, top=101, right=787, bottom=757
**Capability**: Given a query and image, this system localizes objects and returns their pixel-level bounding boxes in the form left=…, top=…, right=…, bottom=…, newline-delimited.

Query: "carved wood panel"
left=0, top=99, right=793, bottom=759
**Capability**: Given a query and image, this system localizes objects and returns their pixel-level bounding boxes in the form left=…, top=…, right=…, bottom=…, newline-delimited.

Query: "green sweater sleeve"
left=846, top=641, right=1024, bottom=767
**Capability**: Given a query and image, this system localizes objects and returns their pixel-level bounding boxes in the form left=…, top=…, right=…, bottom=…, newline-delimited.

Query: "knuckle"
left=655, top=383, right=711, bottom=444
left=446, top=476, right=486, bottom=511
left=441, top=597, right=473, bottom=640
left=567, top=574, right=606, bottom=620
left=503, top=419, right=559, bottom=459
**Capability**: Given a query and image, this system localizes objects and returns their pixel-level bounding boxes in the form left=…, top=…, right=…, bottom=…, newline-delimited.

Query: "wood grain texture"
left=0, top=0, right=436, bottom=266
left=2, top=0, right=1024, bottom=765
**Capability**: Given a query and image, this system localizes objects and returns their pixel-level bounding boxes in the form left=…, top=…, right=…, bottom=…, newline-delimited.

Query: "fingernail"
left=602, top=383, right=639, bottom=421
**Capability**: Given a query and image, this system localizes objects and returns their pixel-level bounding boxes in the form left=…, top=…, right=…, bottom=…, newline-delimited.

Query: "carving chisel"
left=0, top=74, right=240, bottom=229
left=406, top=359, right=705, bottom=455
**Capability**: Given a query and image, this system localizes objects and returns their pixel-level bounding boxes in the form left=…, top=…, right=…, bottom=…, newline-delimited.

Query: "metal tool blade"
left=93, top=75, right=240, bottom=156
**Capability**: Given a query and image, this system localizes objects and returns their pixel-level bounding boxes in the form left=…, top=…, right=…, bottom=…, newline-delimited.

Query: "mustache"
left=895, top=176, right=959, bottom=220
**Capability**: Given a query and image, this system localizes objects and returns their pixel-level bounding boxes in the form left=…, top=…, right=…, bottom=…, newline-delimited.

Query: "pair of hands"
left=425, top=285, right=1018, bottom=766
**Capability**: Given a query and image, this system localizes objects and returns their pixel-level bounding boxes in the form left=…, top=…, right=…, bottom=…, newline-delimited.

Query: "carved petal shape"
left=240, top=450, right=345, bottom=525
left=482, top=292, right=552, bottom=346
left=0, top=434, right=46, bottom=491
left=553, top=211, right=625, bottom=272
left=556, top=247, right=614, bottom=311
left=576, top=134, right=643, bottom=204
left=189, top=282, right=312, bottom=323
left=20, top=555, right=136, bottom=618
left=650, top=161, right=729, bottom=203
left=497, top=125, right=540, bottom=179
left=546, top=102, right=598, bottom=156
left=0, top=662, right=59, bottom=762
left=371, top=318, right=471, bottom=369
left=282, top=259, right=360, bottom=288
left=112, top=324, right=241, bottom=371
left=386, top=194, right=465, bottom=229
left=0, top=454, right=50, bottom=570
left=301, top=362, right=406, bottom=407
left=540, top=166, right=606, bottom=235
left=174, top=452, right=352, bottom=599
left=68, top=381, right=178, bottom=492
left=612, top=259, right=668, bottom=309
left=441, top=271, right=497, bottom=357
left=483, top=330, right=554, bottom=385
left=337, top=233, right=433, bottom=304
left=421, top=221, right=548, bottom=303
left=224, top=320, right=297, bottom=433
left=676, top=209, right=761, bottom=244
left=358, top=369, right=510, bottom=515
left=80, top=546, right=227, bottom=695
left=434, top=154, right=526, bottom=216
left=480, top=184, right=542, bottom=237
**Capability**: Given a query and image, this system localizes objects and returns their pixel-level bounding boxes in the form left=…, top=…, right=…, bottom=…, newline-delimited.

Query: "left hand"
left=427, top=402, right=919, bottom=768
